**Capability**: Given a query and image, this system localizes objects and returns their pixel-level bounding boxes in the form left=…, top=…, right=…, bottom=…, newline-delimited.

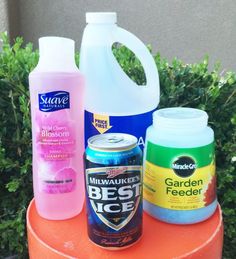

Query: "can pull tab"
left=108, top=136, right=124, bottom=143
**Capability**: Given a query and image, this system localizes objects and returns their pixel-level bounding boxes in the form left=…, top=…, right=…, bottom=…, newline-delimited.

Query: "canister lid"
left=88, top=133, right=137, bottom=151
left=153, top=107, right=208, bottom=131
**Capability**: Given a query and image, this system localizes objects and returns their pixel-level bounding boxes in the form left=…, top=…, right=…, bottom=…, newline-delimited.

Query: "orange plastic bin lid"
left=27, top=200, right=223, bottom=259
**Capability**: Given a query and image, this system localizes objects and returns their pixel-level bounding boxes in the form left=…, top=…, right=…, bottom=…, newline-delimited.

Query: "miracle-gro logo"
left=172, top=156, right=196, bottom=177
left=38, top=91, right=70, bottom=112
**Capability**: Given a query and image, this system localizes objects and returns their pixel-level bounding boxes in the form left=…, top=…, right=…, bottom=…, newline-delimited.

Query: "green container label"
left=143, top=142, right=216, bottom=210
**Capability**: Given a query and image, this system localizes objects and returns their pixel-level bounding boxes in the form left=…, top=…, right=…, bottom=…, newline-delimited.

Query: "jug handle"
left=112, top=27, right=160, bottom=96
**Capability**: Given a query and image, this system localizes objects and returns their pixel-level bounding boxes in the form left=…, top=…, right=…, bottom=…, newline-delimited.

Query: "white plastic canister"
left=143, top=107, right=217, bottom=224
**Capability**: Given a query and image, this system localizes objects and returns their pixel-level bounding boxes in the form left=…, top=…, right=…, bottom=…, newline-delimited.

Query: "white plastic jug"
left=80, top=12, right=160, bottom=149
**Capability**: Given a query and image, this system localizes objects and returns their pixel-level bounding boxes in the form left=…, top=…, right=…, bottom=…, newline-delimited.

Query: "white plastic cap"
left=153, top=107, right=208, bottom=131
left=37, top=36, right=78, bottom=72
left=86, top=12, right=117, bottom=24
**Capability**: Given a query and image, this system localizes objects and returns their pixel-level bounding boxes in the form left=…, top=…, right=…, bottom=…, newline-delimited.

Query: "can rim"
left=87, top=133, right=137, bottom=151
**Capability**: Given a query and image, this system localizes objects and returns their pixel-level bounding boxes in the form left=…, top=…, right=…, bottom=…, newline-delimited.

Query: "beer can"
left=84, top=133, right=143, bottom=249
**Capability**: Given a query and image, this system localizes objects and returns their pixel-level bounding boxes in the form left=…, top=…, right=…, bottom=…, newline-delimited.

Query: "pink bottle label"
left=40, top=167, right=76, bottom=194
left=35, top=106, right=77, bottom=194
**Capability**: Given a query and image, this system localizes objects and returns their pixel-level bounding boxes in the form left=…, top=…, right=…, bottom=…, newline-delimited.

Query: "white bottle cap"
left=153, top=107, right=208, bottom=132
left=86, top=12, right=117, bottom=24
left=36, top=36, right=78, bottom=72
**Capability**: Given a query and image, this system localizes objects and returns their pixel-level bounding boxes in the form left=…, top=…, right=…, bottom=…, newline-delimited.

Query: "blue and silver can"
left=84, top=133, right=143, bottom=249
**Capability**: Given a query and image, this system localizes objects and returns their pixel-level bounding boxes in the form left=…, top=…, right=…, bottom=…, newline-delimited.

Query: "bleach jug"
left=80, top=12, right=160, bottom=149
left=29, top=37, right=85, bottom=220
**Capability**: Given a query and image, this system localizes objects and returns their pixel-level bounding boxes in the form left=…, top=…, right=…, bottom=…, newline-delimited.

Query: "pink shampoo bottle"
left=29, top=37, right=85, bottom=220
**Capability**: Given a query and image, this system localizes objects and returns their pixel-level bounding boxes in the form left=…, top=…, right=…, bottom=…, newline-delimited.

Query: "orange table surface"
left=27, top=200, right=223, bottom=259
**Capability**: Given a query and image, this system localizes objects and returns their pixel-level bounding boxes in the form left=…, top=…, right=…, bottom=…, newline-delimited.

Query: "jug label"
left=85, top=109, right=156, bottom=150
left=143, top=142, right=216, bottom=210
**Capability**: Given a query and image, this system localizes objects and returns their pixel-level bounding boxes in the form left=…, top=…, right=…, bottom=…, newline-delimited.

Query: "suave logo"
left=38, top=91, right=70, bottom=112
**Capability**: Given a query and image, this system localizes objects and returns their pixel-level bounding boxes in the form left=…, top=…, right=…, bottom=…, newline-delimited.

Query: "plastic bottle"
left=29, top=37, right=85, bottom=220
left=80, top=12, right=160, bottom=150
left=143, top=107, right=217, bottom=224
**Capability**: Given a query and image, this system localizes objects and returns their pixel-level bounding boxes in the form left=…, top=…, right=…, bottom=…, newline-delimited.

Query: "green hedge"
left=0, top=33, right=235, bottom=258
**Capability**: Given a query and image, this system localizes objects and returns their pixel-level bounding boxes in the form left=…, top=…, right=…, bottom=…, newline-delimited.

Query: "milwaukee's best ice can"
left=84, top=133, right=143, bottom=249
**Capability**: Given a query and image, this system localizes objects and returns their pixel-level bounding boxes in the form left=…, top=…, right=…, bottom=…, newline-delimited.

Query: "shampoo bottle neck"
left=35, top=37, right=78, bottom=73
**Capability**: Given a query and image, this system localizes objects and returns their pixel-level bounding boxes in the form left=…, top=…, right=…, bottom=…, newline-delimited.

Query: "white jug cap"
left=86, top=12, right=117, bottom=24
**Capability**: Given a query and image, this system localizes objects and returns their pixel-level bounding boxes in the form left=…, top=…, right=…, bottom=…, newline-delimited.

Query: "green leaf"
left=6, top=179, right=20, bottom=192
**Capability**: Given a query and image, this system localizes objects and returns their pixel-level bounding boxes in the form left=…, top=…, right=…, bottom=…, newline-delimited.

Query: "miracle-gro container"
left=80, top=12, right=160, bottom=150
left=143, top=108, right=218, bottom=224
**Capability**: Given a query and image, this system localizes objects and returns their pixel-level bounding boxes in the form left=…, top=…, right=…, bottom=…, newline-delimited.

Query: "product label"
left=36, top=94, right=76, bottom=194
left=38, top=91, right=70, bottom=112
left=85, top=165, right=142, bottom=248
left=85, top=109, right=156, bottom=150
left=143, top=142, right=216, bottom=210
left=39, top=167, right=76, bottom=194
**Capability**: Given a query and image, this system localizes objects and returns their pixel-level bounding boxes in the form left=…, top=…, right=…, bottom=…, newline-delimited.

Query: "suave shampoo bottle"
left=29, top=37, right=85, bottom=220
